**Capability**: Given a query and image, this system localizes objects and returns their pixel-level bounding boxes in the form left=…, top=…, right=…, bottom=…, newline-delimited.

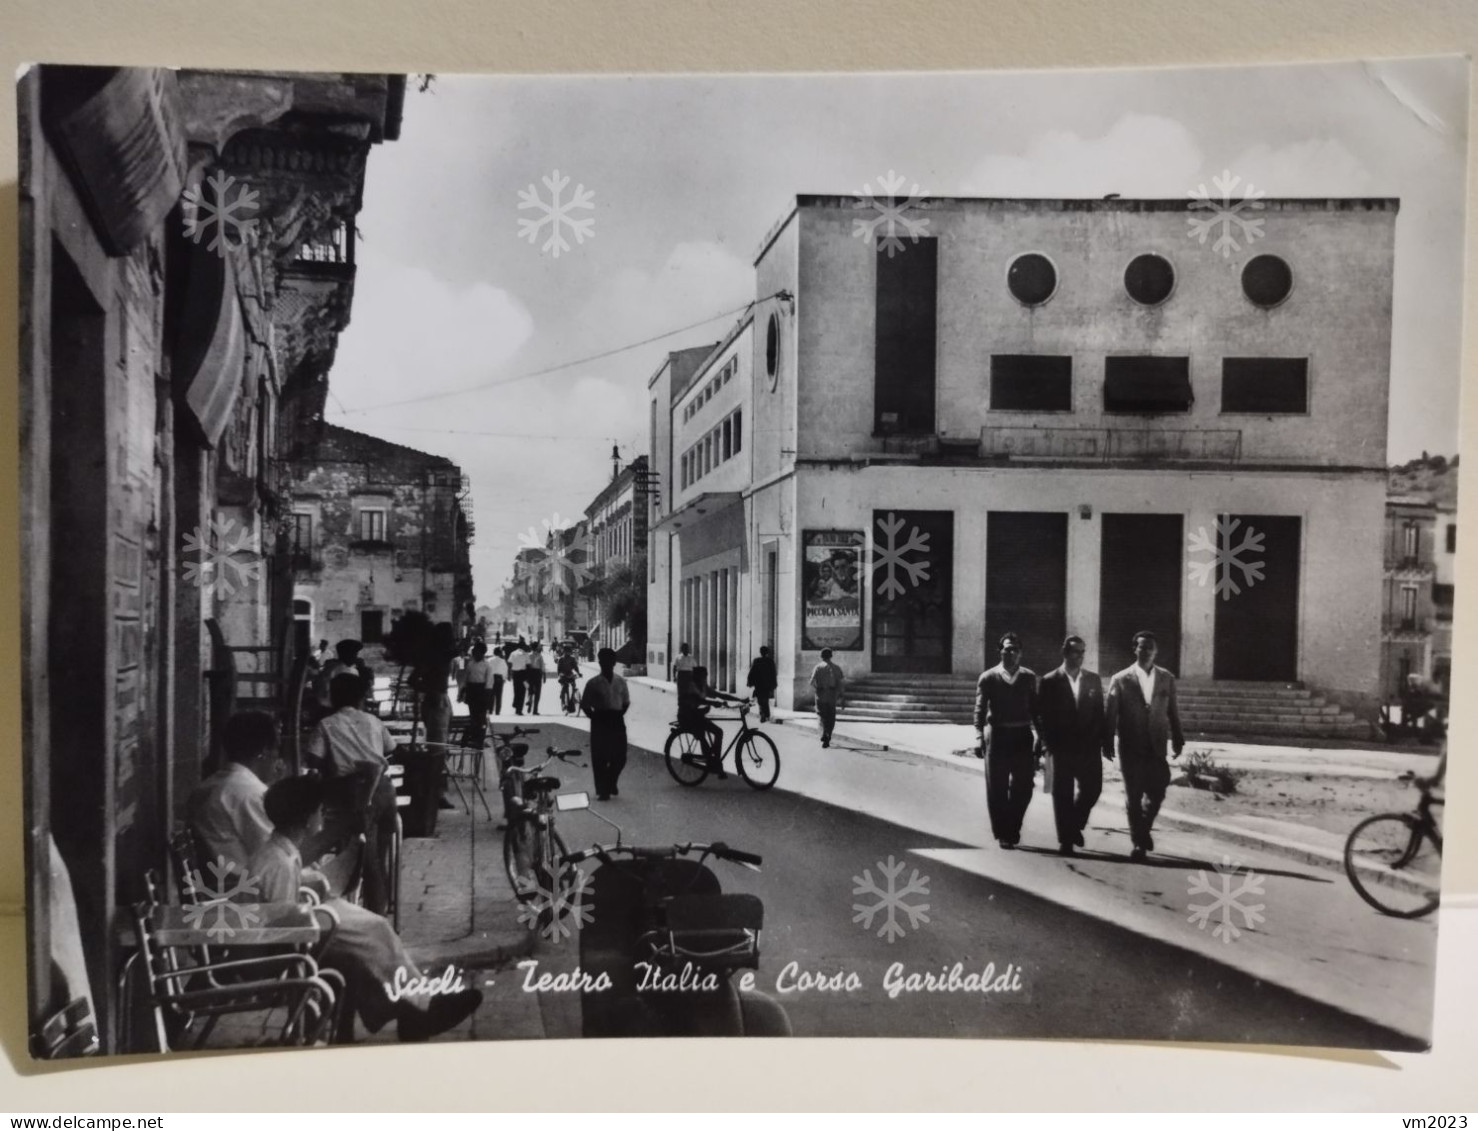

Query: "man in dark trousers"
left=1036, top=635, right=1112, bottom=857
left=580, top=647, right=631, bottom=801
left=746, top=645, right=778, bottom=723
left=1105, top=630, right=1186, bottom=860
left=973, top=632, right=1040, bottom=849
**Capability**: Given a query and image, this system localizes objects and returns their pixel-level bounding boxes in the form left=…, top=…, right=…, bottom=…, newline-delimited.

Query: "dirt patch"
left=1163, top=769, right=1418, bottom=838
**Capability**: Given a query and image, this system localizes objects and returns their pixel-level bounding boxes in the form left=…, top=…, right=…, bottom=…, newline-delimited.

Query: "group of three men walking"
left=974, top=629, right=1185, bottom=860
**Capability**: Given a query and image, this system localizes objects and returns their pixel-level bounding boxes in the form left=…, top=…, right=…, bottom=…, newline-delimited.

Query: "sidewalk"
left=619, top=673, right=1439, bottom=1042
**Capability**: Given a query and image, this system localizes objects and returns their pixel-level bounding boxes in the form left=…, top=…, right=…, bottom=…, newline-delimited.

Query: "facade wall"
left=792, top=198, right=1396, bottom=468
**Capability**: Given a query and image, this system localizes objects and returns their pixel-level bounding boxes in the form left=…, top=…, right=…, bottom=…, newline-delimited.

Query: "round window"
left=766, top=312, right=780, bottom=388
left=1124, top=253, right=1175, bottom=306
left=1242, top=254, right=1293, bottom=307
left=1007, top=253, right=1057, bottom=306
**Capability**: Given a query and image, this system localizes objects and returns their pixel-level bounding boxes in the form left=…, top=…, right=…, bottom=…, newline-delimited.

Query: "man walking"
left=974, top=632, right=1040, bottom=850
left=528, top=641, right=547, bottom=715
left=580, top=647, right=631, bottom=801
left=746, top=645, right=778, bottom=723
left=1037, top=635, right=1112, bottom=857
left=809, top=648, right=845, bottom=747
left=1105, top=630, right=1185, bottom=860
left=672, top=642, right=696, bottom=685
left=487, top=645, right=508, bottom=716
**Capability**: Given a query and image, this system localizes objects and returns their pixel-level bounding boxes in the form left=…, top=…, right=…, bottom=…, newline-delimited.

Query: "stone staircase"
left=837, top=673, right=1374, bottom=741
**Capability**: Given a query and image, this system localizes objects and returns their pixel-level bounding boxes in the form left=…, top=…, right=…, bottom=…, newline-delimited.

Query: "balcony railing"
left=293, top=222, right=354, bottom=268
left=1382, top=615, right=1428, bottom=635
left=1383, top=555, right=1435, bottom=575
left=979, top=426, right=1243, bottom=462
left=289, top=550, right=321, bottom=572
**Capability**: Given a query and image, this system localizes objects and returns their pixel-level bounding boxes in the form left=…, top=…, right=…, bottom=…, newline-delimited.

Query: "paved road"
left=503, top=712, right=1419, bottom=1049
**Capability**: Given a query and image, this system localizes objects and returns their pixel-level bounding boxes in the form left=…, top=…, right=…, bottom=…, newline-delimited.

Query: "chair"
left=32, top=996, right=99, bottom=1059
left=445, top=729, right=494, bottom=822
left=125, top=870, right=341, bottom=1052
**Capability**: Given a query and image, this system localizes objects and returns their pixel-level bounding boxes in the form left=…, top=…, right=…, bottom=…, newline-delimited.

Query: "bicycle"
left=663, top=697, right=780, bottom=790
left=1343, top=771, right=1443, bottom=919
left=501, top=744, right=585, bottom=910
left=560, top=677, right=580, bottom=716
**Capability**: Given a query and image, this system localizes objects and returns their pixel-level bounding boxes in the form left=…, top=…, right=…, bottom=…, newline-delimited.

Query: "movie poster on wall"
left=802, top=530, right=864, bottom=650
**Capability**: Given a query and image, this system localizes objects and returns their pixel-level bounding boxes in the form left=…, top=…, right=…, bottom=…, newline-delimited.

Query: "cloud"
left=963, top=114, right=1205, bottom=197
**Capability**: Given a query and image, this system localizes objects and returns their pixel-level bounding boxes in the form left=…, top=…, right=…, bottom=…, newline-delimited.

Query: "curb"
left=409, top=921, right=539, bottom=971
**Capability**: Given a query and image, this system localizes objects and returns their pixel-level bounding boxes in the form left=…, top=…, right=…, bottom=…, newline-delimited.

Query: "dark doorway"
left=1100, top=514, right=1183, bottom=677
left=985, top=513, right=1067, bottom=674
left=1213, top=515, right=1301, bottom=681
left=871, top=510, right=952, bottom=673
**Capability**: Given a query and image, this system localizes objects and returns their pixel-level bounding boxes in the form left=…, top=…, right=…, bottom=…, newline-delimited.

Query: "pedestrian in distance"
left=509, top=639, right=531, bottom=715
left=809, top=649, right=845, bottom=748
left=1036, top=635, right=1112, bottom=857
left=1104, top=630, right=1185, bottom=861
left=461, top=641, right=493, bottom=749
left=580, top=647, right=631, bottom=801
left=974, top=632, right=1040, bottom=850
left=528, top=641, right=547, bottom=715
left=746, top=645, right=778, bottom=723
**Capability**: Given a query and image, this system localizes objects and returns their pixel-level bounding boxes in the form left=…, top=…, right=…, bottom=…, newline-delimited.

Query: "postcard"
left=16, top=56, right=1463, bottom=1058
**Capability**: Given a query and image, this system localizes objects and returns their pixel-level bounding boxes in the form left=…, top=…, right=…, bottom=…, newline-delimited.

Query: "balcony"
left=1382, top=615, right=1429, bottom=639
left=289, top=550, right=322, bottom=573
left=979, top=426, right=1243, bottom=463
left=1383, top=555, right=1435, bottom=578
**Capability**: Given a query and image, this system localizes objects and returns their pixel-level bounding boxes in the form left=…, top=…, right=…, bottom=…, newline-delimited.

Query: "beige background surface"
left=0, top=0, right=1476, bottom=1111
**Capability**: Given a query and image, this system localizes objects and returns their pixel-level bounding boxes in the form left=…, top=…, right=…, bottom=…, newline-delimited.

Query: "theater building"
left=649, top=195, right=1395, bottom=725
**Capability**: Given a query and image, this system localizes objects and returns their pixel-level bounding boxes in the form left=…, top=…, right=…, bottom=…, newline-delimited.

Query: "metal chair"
left=124, top=870, right=341, bottom=1052
left=32, top=995, right=99, bottom=1059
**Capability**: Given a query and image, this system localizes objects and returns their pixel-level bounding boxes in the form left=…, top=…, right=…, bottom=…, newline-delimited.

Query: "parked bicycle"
left=502, top=743, right=585, bottom=909
left=1343, top=770, right=1443, bottom=918
left=664, top=697, right=780, bottom=790
left=556, top=795, right=791, bottom=1037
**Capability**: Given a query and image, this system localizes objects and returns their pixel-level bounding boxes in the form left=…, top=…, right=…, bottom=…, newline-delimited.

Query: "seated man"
left=305, top=673, right=401, bottom=915
left=251, top=776, right=482, bottom=1042
left=677, top=665, right=731, bottom=778
left=187, top=711, right=333, bottom=901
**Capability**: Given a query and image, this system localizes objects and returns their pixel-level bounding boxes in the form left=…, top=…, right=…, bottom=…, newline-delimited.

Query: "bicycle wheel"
left=1344, top=813, right=1441, bottom=918
left=504, top=818, right=539, bottom=899
left=735, top=729, right=781, bottom=791
left=664, top=730, right=710, bottom=787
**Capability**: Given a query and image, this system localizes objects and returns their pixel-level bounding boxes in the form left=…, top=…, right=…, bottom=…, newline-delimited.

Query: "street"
left=468, top=675, right=1431, bottom=1049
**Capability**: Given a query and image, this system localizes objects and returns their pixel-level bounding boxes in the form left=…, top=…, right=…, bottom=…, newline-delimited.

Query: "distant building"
left=585, top=452, right=650, bottom=659
left=650, top=194, right=1398, bottom=724
left=288, top=424, right=474, bottom=661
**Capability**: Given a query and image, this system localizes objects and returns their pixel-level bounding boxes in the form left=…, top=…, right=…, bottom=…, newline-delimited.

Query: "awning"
left=1103, top=357, right=1193, bottom=414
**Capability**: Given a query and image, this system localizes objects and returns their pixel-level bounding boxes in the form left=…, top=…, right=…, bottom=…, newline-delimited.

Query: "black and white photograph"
left=15, top=55, right=1466, bottom=1060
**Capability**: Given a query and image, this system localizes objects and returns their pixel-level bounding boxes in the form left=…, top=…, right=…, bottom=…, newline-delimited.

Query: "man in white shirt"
left=527, top=642, right=547, bottom=715
left=304, top=672, right=401, bottom=912
left=487, top=647, right=509, bottom=716
left=1105, top=630, right=1186, bottom=860
left=509, top=640, right=531, bottom=715
left=580, top=647, right=632, bottom=800
left=1035, top=635, right=1112, bottom=856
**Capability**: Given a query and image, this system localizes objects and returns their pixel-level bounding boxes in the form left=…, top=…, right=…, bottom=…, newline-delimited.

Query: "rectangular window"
left=722, top=418, right=732, bottom=460
left=704, top=434, right=713, bottom=475
left=1447, top=524, right=1456, bottom=553
left=1104, top=356, right=1193, bottom=414
left=1401, top=585, right=1418, bottom=623
left=1403, top=522, right=1419, bottom=561
left=359, top=508, right=386, bottom=541
left=361, top=609, right=384, bottom=643
left=291, top=512, right=313, bottom=554
left=990, top=355, right=1073, bottom=412
left=874, top=236, right=938, bottom=434
left=733, top=409, right=742, bottom=453
left=1433, top=582, right=1454, bottom=621
left=1221, top=357, right=1309, bottom=413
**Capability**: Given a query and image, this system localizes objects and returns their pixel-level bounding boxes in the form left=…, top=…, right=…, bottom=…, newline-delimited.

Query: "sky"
left=323, top=57, right=1469, bottom=605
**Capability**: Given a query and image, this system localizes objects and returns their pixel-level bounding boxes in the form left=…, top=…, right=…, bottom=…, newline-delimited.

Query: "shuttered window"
left=990, top=355, right=1072, bottom=411
left=1104, top=356, right=1193, bottom=414
left=1222, top=357, right=1308, bottom=413
left=874, top=238, right=938, bottom=434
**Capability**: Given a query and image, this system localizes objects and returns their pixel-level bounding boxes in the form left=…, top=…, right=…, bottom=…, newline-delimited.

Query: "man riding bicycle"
left=677, top=664, right=739, bottom=777
left=557, top=644, right=582, bottom=712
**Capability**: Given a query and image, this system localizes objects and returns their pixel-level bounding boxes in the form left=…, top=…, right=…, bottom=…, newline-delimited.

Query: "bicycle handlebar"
left=493, top=726, right=540, bottom=742
left=560, top=841, right=762, bottom=868
left=506, top=748, right=585, bottom=777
